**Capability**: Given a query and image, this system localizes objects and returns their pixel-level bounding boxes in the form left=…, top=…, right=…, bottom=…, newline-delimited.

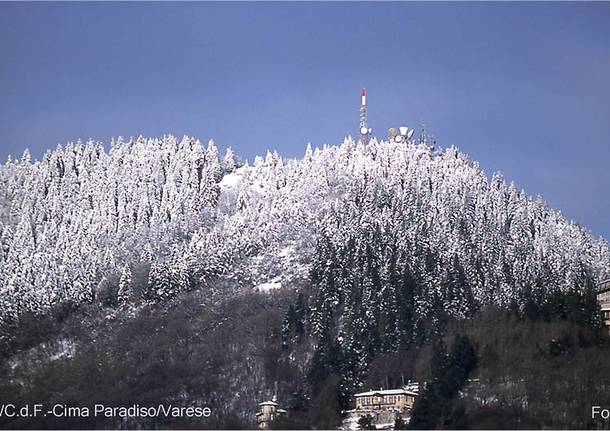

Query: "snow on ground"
left=9, top=338, right=76, bottom=371
left=219, top=165, right=258, bottom=191
left=219, top=169, right=244, bottom=189
left=49, top=339, right=76, bottom=361
left=340, top=409, right=411, bottom=430
left=255, top=277, right=282, bottom=292
left=278, top=245, right=294, bottom=258
left=339, top=414, right=360, bottom=430
left=276, top=244, right=310, bottom=277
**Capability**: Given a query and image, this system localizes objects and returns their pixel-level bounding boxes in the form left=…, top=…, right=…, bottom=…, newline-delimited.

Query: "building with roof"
left=342, top=386, right=419, bottom=430
left=597, top=279, right=610, bottom=331
left=255, top=400, right=286, bottom=430
left=353, top=388, right=417, bottom=412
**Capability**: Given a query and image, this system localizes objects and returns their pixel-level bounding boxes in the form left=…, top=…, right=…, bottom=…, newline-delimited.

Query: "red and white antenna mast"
left=359, top=88, right=371, bottom=143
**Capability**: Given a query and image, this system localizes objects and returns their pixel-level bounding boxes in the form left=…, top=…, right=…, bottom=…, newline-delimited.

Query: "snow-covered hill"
left=0, top=135, right=608, bottom=323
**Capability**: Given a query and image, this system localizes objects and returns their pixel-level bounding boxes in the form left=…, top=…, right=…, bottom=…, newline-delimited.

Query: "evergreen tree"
left=409, top=335, right=477, bottom=430
left=394, top=415, right=408, bottom=430
left=357, top=414, right=375, bottom=430
left=117, top=264, right=132, bottom=304
left=223, top=147, right=237, bottom=173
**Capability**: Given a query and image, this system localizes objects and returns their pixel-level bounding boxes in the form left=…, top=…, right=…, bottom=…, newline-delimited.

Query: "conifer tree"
left=117, top=264, right=132, bottom=304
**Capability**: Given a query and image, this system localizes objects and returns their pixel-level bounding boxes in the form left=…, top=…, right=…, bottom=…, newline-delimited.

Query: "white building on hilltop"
left=342, top=385, right=419, bottom=430
left=354, top=388, right=417, bottom=412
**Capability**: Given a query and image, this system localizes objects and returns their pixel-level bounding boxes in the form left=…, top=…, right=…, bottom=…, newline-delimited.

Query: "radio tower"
left=359, top=88, right=370, bottom=143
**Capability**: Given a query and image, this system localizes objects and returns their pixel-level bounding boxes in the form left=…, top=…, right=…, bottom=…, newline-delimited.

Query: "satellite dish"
left=388, top=128, right=398, bottom=138
left=399, top=126, right=408, bottom=136
left=407, top=129, right=415, bottom=139
left=395, top=135, right=403, bottom=143
left=360, top=127, right=369, bottom=135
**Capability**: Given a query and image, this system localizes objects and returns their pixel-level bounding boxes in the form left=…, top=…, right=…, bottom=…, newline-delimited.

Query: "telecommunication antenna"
left=390, top=125, right=415, bottom=143
left=419, top=123, right=427, bottom=145
left=359, top=88, right=371, bottom=143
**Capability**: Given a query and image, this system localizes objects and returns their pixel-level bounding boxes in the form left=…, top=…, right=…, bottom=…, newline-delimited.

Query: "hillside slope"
left=0, top=136, right=608, bottom=323
left=1, top=135, right=610, bottom=429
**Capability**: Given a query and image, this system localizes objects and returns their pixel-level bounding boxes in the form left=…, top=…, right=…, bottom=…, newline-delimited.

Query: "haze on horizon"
left=0, top=2, right=609, bottom=239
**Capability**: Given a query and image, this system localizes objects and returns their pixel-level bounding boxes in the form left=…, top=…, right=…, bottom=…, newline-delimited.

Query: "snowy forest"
left=1, top=135, right=610, bottom=429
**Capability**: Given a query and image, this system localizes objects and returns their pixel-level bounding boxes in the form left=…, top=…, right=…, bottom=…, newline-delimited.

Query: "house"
left=354, top=388, right=417, bottom=412
left=342, top=386, right=419, bottom=430
left=255, top=400, right=286, bottom=430
left=597, top=279, right=610, bottom=330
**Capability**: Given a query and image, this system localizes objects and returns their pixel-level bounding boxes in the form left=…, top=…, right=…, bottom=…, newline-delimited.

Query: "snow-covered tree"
left=117, top=264, right=133, bottom=304
left=0, top=134, right=608, bottom=330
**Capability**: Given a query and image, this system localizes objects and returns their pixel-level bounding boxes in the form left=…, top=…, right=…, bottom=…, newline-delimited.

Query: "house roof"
left=354, top=389, right=417, bottom=397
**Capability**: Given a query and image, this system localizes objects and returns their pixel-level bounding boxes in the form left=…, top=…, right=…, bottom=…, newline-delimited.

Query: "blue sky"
left=1, top=2, right=609, bottom=239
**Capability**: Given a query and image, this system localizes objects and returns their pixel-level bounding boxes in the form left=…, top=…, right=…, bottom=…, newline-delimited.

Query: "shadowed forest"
left=1, top=277, right=609, bottom=429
